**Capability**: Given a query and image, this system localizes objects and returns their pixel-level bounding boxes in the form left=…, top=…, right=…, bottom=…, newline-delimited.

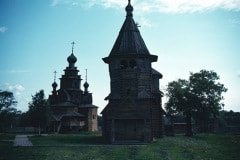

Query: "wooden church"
left=101, top=0, right=165, bottom=144
left=48, top=43, right=98, bottom=133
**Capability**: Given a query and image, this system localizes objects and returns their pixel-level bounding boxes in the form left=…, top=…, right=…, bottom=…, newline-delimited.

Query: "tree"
left=165, top=70, right=227, bottom=136
left=0, top=90, right=18, bottom=131
left=19, top=112, right=31, bottom=127
left=189, top=70, right=227, bottom=132
left=0, top=90, right=17, bottom=111
left=28, top=90, right=50, bottom=134
left=0, top=107, right=21, bottom=130
left=165, top=79, right=194, bottom=136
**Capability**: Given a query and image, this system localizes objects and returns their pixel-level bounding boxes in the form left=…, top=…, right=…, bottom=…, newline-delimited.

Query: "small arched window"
left=129, top=59, right=137, bottom=69
left=120, top=60, right=128, bottom=69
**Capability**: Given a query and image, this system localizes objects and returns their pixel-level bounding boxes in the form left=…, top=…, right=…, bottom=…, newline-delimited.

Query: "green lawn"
left=0, top=132, right=239, bottom=160
left=29, top=132, right=105, bottom=145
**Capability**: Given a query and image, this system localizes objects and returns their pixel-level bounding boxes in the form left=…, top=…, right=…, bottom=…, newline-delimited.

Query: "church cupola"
left=84, top=81, right=89, bottom=93
left=67, top=53, right=77, bottom=68
left=83, top=69, right=89, bottom=93
left=67, top=42, right=77, bottom=68
left=52, top=71, right=58, bottom=93
left=60, top=42, right=82, bottom=90
left=52, top=81, right=57, bottom=91
left=126, top=0, right=133, bottom=17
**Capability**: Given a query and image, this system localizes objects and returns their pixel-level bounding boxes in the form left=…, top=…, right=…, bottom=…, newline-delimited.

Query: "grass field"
left=0, top=132, right=239, bottom=160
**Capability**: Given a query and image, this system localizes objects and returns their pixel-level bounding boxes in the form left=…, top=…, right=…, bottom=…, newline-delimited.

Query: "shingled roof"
left=109, top=1, right=150, bottom=56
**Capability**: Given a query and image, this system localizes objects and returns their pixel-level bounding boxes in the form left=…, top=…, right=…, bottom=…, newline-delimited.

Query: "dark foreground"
left=0, top=132, right=239, bottom=160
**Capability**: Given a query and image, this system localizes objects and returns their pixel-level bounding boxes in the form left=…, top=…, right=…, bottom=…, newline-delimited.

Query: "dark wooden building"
left=48, top=44, right=98, bottom=133
left=101, top=0, right=164, bottom=144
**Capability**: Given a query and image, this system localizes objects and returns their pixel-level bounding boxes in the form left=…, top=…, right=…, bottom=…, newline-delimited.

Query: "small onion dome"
left=125, top=1, right=133, bottom=17
left=52, top=81, right=57, bottom=89
left=67, top=53, right=77, bottom=67
left=84, top=81, right=89, bottom=90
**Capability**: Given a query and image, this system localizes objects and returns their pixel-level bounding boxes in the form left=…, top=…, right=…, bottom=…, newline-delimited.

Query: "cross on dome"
left=71, top=41, right=75, bottom=54
left=84, top=69, right=89, bottom=93
left=53, top=71, right=57, bottom=82
left=52, top=70, right=58, bottom=90
left=85, top=69, right=88, bottom=82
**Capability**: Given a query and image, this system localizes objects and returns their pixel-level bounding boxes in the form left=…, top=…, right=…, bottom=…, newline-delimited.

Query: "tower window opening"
left=120, top=60, right=128, bottom=69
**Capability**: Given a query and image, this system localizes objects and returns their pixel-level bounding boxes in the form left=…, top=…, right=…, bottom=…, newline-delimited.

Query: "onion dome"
left=67, top=53, right=77, bottom=67
left=52, top=81, right=57, bottom=88
left=84, top=81, right=89, bottom=93
left=84, top=81, right=89, bottom=89
left=52, top=81, right=58, bottom=91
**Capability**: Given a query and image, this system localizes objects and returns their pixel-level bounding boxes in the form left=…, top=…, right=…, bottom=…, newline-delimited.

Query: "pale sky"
left=0, top=0, right=240, bottom=113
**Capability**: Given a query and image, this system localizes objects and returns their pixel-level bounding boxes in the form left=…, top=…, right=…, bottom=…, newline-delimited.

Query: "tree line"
left=0, top=90, right=49, bottom=133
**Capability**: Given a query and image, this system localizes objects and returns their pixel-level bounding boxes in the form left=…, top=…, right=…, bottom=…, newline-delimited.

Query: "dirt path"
left=13, top=135, right=33, bottom=146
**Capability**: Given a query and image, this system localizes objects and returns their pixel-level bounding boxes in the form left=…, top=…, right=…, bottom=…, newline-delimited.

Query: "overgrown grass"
left=0, top=132, right=239, bottom=160
left=195, top=134, right=240, bottom=160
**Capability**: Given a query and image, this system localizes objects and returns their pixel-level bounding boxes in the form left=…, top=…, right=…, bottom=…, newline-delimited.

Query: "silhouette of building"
left=48, top=43, right=98, bottom=133
left=101, top=0, right=164, bottom=143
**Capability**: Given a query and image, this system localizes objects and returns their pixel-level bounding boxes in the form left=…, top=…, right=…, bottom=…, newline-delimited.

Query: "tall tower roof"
left=109, top=0, right=150, bottom=56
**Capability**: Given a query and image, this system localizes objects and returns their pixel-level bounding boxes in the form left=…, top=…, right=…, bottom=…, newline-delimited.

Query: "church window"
left=120, top=60, right=128, bottom=69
